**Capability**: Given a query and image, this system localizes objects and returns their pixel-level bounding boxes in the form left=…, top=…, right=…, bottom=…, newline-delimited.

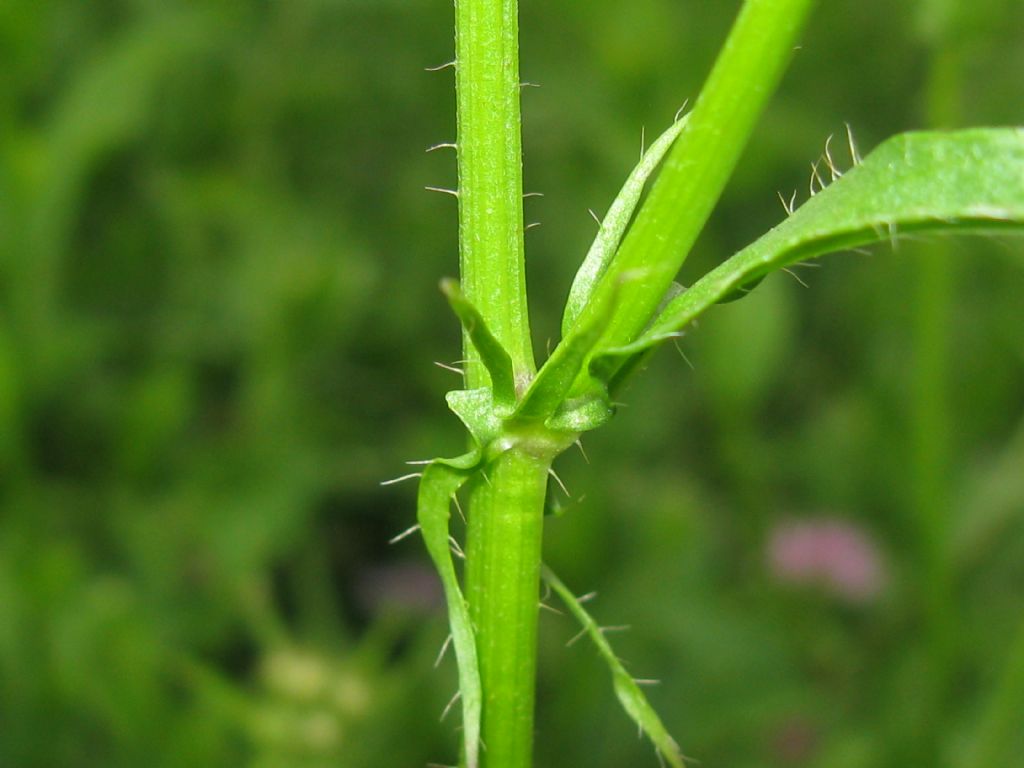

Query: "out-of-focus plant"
left=0, top=4, right=456, bottom=766
left=404, top=0, right=1024, bottom=766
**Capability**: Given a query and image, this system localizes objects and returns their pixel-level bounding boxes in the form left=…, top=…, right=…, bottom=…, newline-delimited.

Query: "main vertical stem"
left=455, top=0, right=534, bottom=387
left=465, top=450, right=549, bottom=768
left=455, top=1, right=544, bottom=766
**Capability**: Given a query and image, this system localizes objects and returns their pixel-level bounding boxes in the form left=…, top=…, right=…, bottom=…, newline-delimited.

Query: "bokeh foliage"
left=0, top=0, right=1022, bottom=766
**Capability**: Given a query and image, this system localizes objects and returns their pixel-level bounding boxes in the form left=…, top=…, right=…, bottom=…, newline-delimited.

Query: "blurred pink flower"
left=767, top=517, right=886, bottom=602
left=355, top=561, right=444, bottom=614
left=769, top=716, right=819, bottom=764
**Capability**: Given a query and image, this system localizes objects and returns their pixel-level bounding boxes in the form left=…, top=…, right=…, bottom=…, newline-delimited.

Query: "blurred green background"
left=1, top=1, right=1023, bottom=766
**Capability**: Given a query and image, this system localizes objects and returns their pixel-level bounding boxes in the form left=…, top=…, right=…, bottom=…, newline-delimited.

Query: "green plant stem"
left=913, top=29, right=961, bottom=602
left=904, top=24, right=962, bottom=765
left=456, top=0, right=534, bottom=388
left=582, top=0, right=817, bottom=352
left=906, top=239, right=956, bottom=766
left=451, top=5, right=819, bottom=765
left=464, top=449, right=550, bottom=768
left=913, top=32, right=961, bottom=606
left=455, top=1, right=546, bottom=765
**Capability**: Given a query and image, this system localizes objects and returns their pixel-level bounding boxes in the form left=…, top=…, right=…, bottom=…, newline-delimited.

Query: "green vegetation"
left=0, top=2, right=1022, bottom=767
left=426, top=1, right=1024, bottom=766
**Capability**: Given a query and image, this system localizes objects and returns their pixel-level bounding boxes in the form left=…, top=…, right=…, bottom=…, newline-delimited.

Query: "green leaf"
left=515, top=282, right=620, bottom=424
left=571, top=0, right=818, bottom=354
left=714, top=274, right=765, bottom=303
left=545, top=393, right=615, bottom=434
left=417, top=463, right=481, bottom=768
left=561, top=115, right=690, bottom=338
left=446, top=388, right=503, bottom=457
left=614, top=128, right=1024, bottom=373
left=589, top=281, right=688, bottom=395
left=541, top=565, right=685, bottom=768
left=441, top=278, right=517, bottom=408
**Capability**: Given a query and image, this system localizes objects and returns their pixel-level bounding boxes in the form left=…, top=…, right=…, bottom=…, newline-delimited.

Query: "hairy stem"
left=464, top=450, right=550, bottom=768
left=456, top=0, right=535, bottom=386
left=455, top=1, right=546, bottom=765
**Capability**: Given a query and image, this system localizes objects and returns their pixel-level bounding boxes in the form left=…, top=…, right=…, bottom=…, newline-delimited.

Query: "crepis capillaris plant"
left=396, top=0, right=1024, bottom=765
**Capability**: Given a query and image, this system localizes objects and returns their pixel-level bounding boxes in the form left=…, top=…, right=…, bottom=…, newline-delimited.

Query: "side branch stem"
left=588, top=0, right=818, bottom=351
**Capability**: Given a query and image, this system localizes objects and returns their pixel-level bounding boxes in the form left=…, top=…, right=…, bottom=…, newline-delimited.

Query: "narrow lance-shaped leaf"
left=417, top=462, right=481, bottom=768
left=441, top=278, right=517, bottom=407
left=590, top=281, right=687, bottom=393
left=601, top=128, right=1024, bottom=378
left=541, top=565, right=685, bottom=768
left=562, top=115, right=690, bottom=337
left=515, top=281, right=620, bottom=423
left=570, top=0, right=817, bottom=354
